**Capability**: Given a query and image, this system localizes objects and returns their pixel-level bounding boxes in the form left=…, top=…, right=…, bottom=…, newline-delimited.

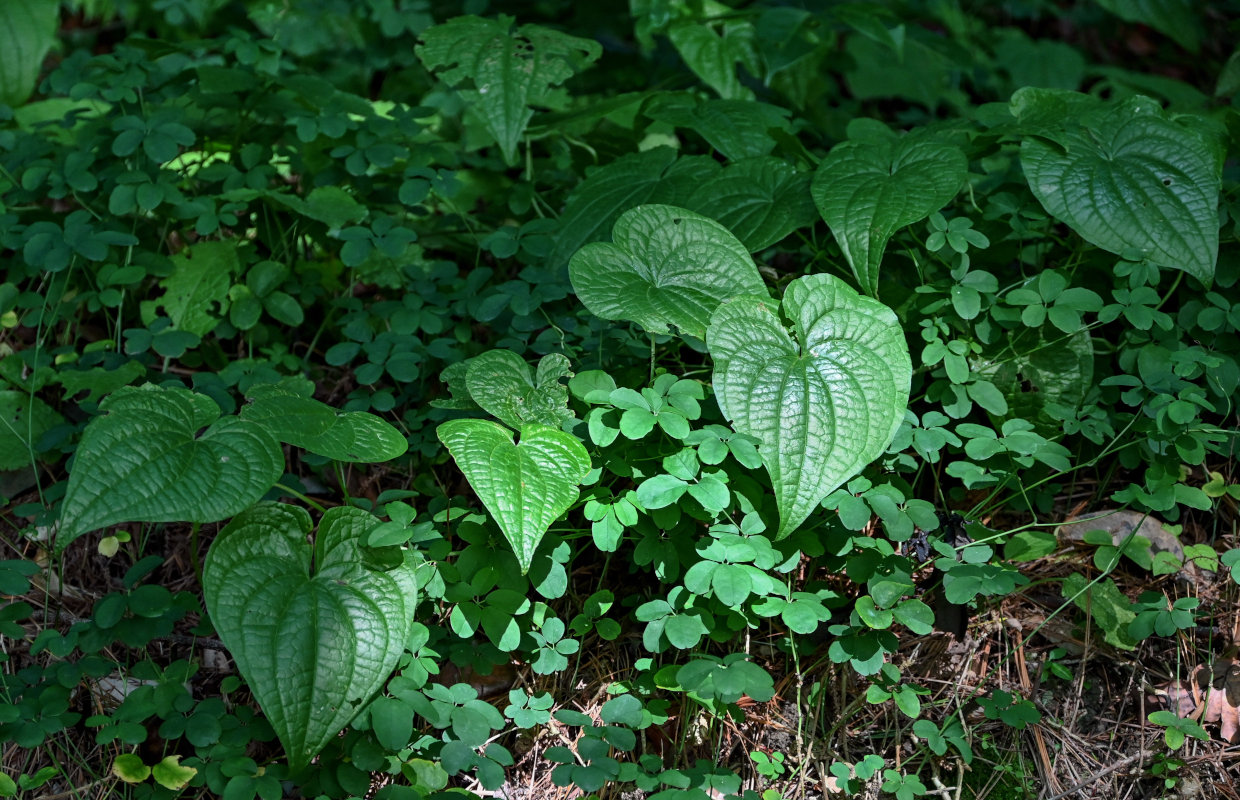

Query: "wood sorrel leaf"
left=708, top=274, right=911, bottom=538
left=465, top=350, right=574, bottom=430
left=569, top=204, right=767, bottom=340
left=686, top=157, right=817, bottom=252
left=202, top=503, right=418, bottom=773
left=416, top=15, right=601, bottom=164
left=57, top=385, right=282, bottom=553
left=811, top=133, right=966, bottom=296
left=437, top=420, right=590, bottom=573
left=1014, top=90, right=1221, bottom=286
left=240, top=379, right=407, bottom=462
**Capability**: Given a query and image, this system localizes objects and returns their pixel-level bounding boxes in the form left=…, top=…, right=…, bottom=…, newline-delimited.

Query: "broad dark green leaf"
left=643, top=93, right=790, bottom=161
left=667, top=18, right=759, bottom=101
left=569, top=205, right=767, bottom=340
left=811, top=133, right=966, bottom=296
left=240, top=380, right=407, bottom=463
left=0, top=0, right=57, bottom=108
left=57, top=385, right=283, bottom=552
left=686, top=157, right=816, bottom=252
left=1096, top=0, right=1201, bottom=53
left=417, top=15, right=601, bottom=164
left=141, top=241, right=238, bottom=337
left=1015, top=90, right=1221, bottom=285
left=437, top=420, right=590, bottom=573
left=550, top=147, right=720, bottom=268
left=708, top=274, right=911, bottom=538
left=203, top=504, right=418, bottom=772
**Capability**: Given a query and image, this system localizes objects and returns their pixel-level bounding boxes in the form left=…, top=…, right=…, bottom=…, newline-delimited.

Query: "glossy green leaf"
left=203, top=503, right=418, bottom=773
left=0, top=0, right=58, bottom=108
left=417, top=15, right=601, bottom=164
left=437, top=420, right=590, bottom=573
left=465, top=351, right=574, bottom=430
left=812, top=133, right=966, bottom=295
left=0, top=390, right=62, bottom=470
left=57, top=385, right=283, bottom=552
left=708, top=274, right=911, bottom=538
left=240, top=380, right=407, bottom=463
left=686, top=157, right=816, bottom=252
left=569, top=204, right=767, bottom=340
left=1015, top=91, right=1221, bottom=286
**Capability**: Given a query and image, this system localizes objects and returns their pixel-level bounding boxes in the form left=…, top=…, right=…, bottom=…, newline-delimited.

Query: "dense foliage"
left=2, top=1, right=1240, bottom=798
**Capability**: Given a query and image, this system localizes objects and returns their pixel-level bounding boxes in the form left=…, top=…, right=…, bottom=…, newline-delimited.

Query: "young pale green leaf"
left=811, top=135, right=966, bottom=296
left=142, top=241, right=238, bottom=337
left=0, top=0, right=58, bottom=108
left=0, top=390, right=63, bottom=470
left=686, top=157, right=816, bottom=252
left=240, top=380, right=407, bottom=463
left=708, top=274, right=911, bottom=538
left=1016, top=91, right=1221, bottom=286
left=202, top=503, right=418, bottom=774
left=569, top=204, right=767, bottom=340
left=57, top=385, right=283, bottom=553
left=465, top=350, right=574, bottom=430
left=437, top=420, right=590, bottom=573
left=416, top=15, right=601, bottom=164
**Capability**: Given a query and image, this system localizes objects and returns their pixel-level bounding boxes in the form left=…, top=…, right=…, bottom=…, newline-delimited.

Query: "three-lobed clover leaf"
left=708, top=273, right=912, bottom=538
left=811, top=131, right=966, bottom=296
left=202, top=503, right=418, bottom=773
left=569, top=204, right=768, bottom=340
left=437, top=419, right=591, bottom=574
left=1014, top=89, right=1222, bottom=286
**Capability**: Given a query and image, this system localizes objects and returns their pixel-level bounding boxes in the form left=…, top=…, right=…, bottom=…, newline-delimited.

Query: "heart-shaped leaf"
left=1015, top=90, right=1221, bottom=286
left=686, top=157, right=817, bottom=252
left=465, top=351, right=575, bottom=430
left=0, top=390, right=63, bottom=470
left=0, top=0, right=58, bottom=108
left=203, top=503, right=417, bottom=773
left=569, top=204, right=767, bottom=340
left=437, top=420, right=590, bottom=573
left=241, top=379, right=407, bottom=462
left=708, top=274, right=911, bottom=538
left=811, top=133, right=966, bottom=296
left=58, top=385, right=283, bottom=552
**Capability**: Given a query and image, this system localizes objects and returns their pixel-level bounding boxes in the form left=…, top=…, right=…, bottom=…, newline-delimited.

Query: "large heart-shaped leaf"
left=202, top=503, right=418, bottom=772
left=1015, top=91, right=1221, bottom=286
left=686, top=157, right=816, bottom=252
left=0, top=0, right=58, bottom=108
left=811, top=134, right=966, bottom=296
left=643, top=93, right=789, bottom=160
left=708, top=274, right=911, bottom=538
left=58, top=385, right=283, bottom=552
left=437, top=420, right=590, bottom=573
left=240, top=379, right=407, bottom=463
left=465, top=351, right=574, bottom=430
left=569, top=204, right=767, bottom=340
